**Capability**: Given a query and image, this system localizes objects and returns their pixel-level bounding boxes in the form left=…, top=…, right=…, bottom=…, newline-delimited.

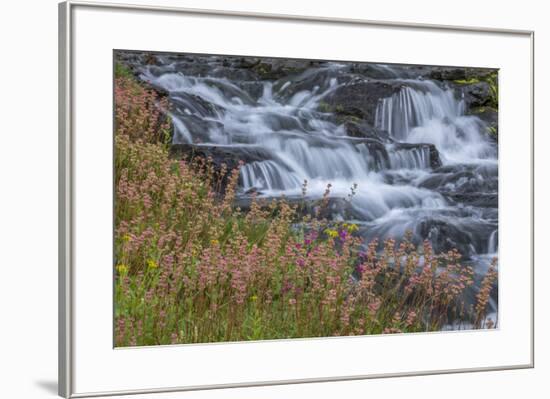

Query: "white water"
left=375, top=80, right=496, bottom=164
left=488, top=230, right=498, bottom=254
left=140, top=63, right=498, bottom=259
left=146, top=71, right=483, bottom=190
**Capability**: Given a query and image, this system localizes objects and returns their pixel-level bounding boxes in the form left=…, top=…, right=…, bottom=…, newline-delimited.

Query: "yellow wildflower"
left=147, top=259, right=158, bottom=269
left=122, top=234, right=132, bottom=242
left=325, top=228, right=338, bottom=239
left=347, top=223, right=359, bottom=233
left=116, top=264, right=128, bottom=275
left=250, top=295, right=258, bottom=302
left=210, top=239, right=219, bottom=246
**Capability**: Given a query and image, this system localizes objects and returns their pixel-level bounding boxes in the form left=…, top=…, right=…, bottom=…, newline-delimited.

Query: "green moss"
left=254, top=63, right=272, bottom=77
left=472, top=106, right=487, bottom=114
left=486, top=71, right=499, bottom=109
left=115, top=62, right=134, bottom=79
left=471, top=106, right=498, bottom=115
left=487, top=126, right=497, bottom=138
left=454, top=77, right=480, bottom=85
left=335, top=115, right=362, bottom=125
left=317, top=101, right=332, bottom=113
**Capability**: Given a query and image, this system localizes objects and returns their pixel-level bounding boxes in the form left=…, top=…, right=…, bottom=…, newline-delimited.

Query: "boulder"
left=458, top=81, right=493, bottom=109
left=323, top=80, right=402, bottom=126
left=429, top=67, right=495, bottom=82
left=417, top=219, right=475, bottom=258
left=343, top=120, right=391, bottom=141
left=170, top=144, right=275, bottom=192
left=235, top=58, right=323, bottom=80
left=170, top=144, right=271, bottom=169
left=470, top=106, right=498, bottom=142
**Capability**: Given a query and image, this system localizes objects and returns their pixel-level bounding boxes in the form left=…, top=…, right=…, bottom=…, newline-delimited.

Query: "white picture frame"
left=59, top=1, right=534, bottom=397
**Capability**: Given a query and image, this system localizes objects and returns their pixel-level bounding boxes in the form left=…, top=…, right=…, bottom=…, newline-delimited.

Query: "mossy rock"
left=470, top=106, right=498, bottom=142
left=454, top=70, right=498, bottom=109
left=323, top=81, right=401, bottom=126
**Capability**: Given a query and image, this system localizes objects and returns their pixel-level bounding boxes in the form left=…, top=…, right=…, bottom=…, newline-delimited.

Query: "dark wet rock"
left=236, top=81, right=267, bottom=101
left=196, top=78, right=256, bottom=106
left=446, top=192, right=498, bottom=208
left=430, top=67, right=468, bottom=81
left=208, top=67, right=261, bottom=82
left=170, top=144, right=272, bottom=170
left=420, top=170, right=497, bottom=194
left=138, top=90, right=223, bottom=146
left=470, top=106, right=498, bottom=142
left=274, top=67, right=353, bottom=100
left=458, top=81, right=493, bottom=109
left=323, top=80, right=402, bottom=126
left=251, top=59, right=323, bottom=80
left=236, top=195, right=359, bottom=221
left=169, top=144, right=276, bottom=192
left=172, top=115, right=224, bottom=144
left=170, top=92, right=224, bottom=118
left=145, top=53, right=160, bottom=66
left=418, top=219, right=476, bottom=257
left=222, top=57, right=325, bottom=81
left=429, top=67, right=495, bottom=82
left=418, top=163, right=498, bottom=206
left=343, top=120, right=390, bottom=141
left=348, top=63, right=452, bottom=80
left=350, top=138, right=391, bottom=170
left=347, top=63, right=399, bottom=79
left=429, top=145, right=443, bottom=169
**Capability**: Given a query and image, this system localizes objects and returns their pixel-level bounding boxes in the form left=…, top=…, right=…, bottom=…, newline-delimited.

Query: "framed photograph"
left=59, top=1, right=534, bottom=397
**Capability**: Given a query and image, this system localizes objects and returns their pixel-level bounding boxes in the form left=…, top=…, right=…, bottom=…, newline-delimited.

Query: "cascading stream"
left=137, top=57, right=498, bottom=317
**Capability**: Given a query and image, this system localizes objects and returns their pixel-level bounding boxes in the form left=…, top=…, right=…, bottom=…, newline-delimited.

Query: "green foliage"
left=486, top=71, right=499, bottom=109
left=114, top=62, right=134, bottom=79
left=487, top=126, right=497, bottom=138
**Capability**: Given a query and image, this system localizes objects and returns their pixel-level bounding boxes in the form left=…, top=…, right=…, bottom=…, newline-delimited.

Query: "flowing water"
left=129, top=54, right=498, bottom=321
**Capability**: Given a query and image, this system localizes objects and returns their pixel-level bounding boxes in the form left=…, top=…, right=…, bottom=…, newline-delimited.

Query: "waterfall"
left=375, top=80, right=494, bottom=164
left=386, top=144, right=431, bottom=169
left=375, top=81, right=463, bottom=140
left=137, top=59, right=497, bottom=272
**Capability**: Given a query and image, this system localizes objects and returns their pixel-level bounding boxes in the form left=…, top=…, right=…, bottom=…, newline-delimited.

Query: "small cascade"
left=240, top=161, right=302, bottom=192
left=375, top=80, right=463, bottom=141
left=375, top=80, right=494, bottom=164
left=488, top=230, right=498, bottom=254
left=386, top=145, right=431, bottom=170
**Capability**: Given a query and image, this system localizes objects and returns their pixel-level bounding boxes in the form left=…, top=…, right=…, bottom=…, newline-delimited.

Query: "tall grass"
left=114, top=73, right=497, bottom=347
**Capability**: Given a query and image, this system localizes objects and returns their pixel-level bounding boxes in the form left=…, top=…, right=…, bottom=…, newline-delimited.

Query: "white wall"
left=0, top=0, right=547, bottom=398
